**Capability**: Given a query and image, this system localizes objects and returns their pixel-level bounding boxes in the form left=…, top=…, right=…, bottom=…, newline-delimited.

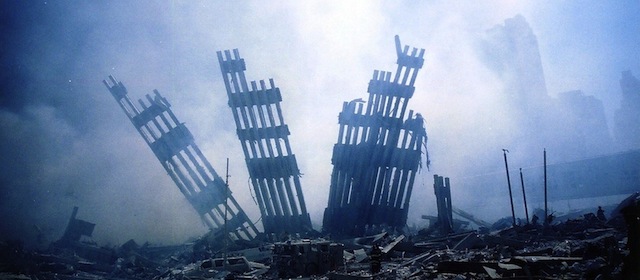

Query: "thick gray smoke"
left=1, top=1, right=638, bottom=248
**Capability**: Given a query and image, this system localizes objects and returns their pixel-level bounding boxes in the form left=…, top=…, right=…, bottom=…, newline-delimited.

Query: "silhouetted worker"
left=597, top=206, right=606, bottom=222
left=545, top=213, right=554, bottom=225
left=531, top=214, right=539, bottom=226
left=370, top=244, right=382, bottom=274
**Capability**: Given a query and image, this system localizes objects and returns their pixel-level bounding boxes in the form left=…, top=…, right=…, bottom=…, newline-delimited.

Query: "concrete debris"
left=381, top=235, right=405, bottom=254
left=272, top=239, right=344, bottom=278
left=1, top=198, right=639, bottom=279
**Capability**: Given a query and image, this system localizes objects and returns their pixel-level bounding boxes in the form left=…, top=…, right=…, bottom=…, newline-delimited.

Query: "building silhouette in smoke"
left=480, top=14, right=620, bottom=163
left=481, top=14, right=549, bottom=114
left=465, top=15, right=640, bottom=209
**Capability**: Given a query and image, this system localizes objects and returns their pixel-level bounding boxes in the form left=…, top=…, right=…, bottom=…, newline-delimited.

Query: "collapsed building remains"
left=103, top=76, right=259, bottom=241
left=433, top=175, right=453, bottom=234
left=5, top=196, right=638, bottom=279
left=56, top=206, right=95, bottom=245
left=3, top=34, right=640, bottom=280
left=51, top=207, right=117, bottom=265
left=273, top=239, right=344, bottom=278
left=216, top=49, right=312, bottom=235
left=323, top=36, right=429, bottom=237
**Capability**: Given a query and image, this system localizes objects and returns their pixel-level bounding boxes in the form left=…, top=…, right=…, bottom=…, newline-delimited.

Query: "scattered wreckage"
left=1, top=193, right=639, bottom=279
left=2, top=36, right=639, bottom=279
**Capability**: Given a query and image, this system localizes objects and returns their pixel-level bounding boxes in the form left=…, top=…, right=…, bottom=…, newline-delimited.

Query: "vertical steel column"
left=519, top=168, right=530, bottom=224
left=433, top=175, right=453, bottom=233
left=503, top=149, right=516, bottom=227
left=544, top=148, right=548, bottom=226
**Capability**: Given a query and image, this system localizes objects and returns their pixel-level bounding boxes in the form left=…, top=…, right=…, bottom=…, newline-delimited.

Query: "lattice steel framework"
left=217, top=50, right=312, bottom=234
left=323, top=36, right=428, bottom=236
left=103, top=76, right=259, bottom=240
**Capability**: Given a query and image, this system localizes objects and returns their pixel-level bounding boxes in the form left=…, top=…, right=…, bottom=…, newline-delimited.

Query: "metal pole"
left=544, top=149, right=548, bottom=226
left=224, top=158, right=229, bottom=270
left=503, top=149, right=516, bottom=227
left=519, top=168, right=529, bottom=224
left=444, top=177, right=453, bottom=232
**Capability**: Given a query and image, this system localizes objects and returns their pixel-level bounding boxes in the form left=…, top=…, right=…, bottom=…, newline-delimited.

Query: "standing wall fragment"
left=103, top=76, right=259, bottom=240
left=216, top=49, right=312, bottom=235
left=323, top=36, right=428, bottom=236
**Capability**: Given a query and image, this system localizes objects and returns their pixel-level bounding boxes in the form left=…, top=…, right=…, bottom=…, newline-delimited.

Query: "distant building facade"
left=456, top=15, right=639, bottom=217
left=614, top=71, right=640, bottom=151
left=481, top=14, right=614, bottom=163
left=553, top=90, right=613, bottom=160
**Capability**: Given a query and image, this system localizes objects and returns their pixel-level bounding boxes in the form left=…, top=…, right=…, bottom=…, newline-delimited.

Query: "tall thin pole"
left=224, top=158, right=229, bottom=270
left=519, top=168, right=529, bottom=224
left=543, top=149, right=548, bottom=226
left=503, top=149, right=516, bottom=227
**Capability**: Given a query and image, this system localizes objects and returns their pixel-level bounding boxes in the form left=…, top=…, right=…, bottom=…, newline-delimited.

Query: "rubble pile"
left=330, top=208, right=637, bottom=279
left=1, top=194, right=638, bottom=279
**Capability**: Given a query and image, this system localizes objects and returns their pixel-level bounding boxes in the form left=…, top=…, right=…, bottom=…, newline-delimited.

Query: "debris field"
left=2, top=36, right=639, bottom=280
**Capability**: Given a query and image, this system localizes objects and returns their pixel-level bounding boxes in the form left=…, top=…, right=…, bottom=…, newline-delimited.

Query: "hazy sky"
left=1, top=1, right=639, bottom=247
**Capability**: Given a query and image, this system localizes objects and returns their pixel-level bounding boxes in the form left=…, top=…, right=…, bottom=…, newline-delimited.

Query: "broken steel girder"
left=323, top=35, right=428, bottom=237
left=433, top=175, right=453, bottom=234
left=103, top=76, right=258, bottom=241
left=216, top=49, right=312, bottom=235
left=57, top=206, right=95, bottom=245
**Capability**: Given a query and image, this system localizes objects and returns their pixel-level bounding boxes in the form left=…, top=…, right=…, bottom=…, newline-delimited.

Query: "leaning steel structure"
left=216, top=49, right=312, bottom=234
left=323, top=36, right=428, bottom=236
left=103, top=76, right=259, bottom=240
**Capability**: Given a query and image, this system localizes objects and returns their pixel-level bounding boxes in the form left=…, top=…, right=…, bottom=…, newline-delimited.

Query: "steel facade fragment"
left=103, top=76, right=258, bottom=240
left=217, top=49, right=312, bottom=234
left=323, top=36, right=429, bottom=236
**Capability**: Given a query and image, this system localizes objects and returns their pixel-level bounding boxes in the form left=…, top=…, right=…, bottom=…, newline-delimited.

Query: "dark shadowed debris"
left=1, top=195, right=639, bottom=279
left=272, top=239, right=344, bottom=278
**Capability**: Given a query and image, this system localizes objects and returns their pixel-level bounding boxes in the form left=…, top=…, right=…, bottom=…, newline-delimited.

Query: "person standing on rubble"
left=370, top=244, right=382, bottom=274
left=545, top=213, right=554, bottom=225
left=597, top=206, right=606, bottom=222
